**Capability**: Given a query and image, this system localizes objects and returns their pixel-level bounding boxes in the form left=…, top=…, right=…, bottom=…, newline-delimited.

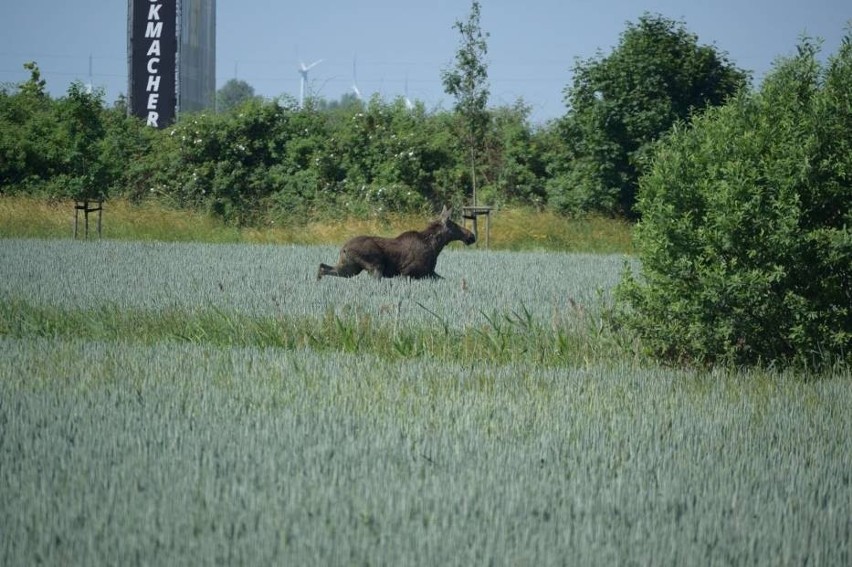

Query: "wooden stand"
left=74, top=199, right=103, bottom=239
left=462, top=205, right=493, bottom=249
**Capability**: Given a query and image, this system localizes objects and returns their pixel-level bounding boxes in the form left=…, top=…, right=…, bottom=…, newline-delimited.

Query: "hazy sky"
left=1, top=0, right=849, bottom=124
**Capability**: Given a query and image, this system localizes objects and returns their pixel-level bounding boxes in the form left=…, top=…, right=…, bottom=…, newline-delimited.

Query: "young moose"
left=317, top=206, right=476, bottom=280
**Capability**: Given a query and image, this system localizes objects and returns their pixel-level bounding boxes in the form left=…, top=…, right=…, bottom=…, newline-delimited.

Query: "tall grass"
left=0, top=196, right=244, bottom=242
left=0, top=238, right=630, bottom=332
left=0, top=238, right=635, bottom=365
left=0, top=300, right=633, bottom=368
left=2, top=337, right=850, bottom=565
left=0, top=196, right=633, bottom=252
left=2, top=236, right=849, bottom=565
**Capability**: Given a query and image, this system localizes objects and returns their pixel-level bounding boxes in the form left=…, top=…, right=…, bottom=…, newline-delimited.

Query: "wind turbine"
left=86, top=54, right=93, bottom=94
left=351, top=56, right=362, bottom=101
left=404, top=73, right=414, bottom=110
left=298, top=59, right=323, bottom=107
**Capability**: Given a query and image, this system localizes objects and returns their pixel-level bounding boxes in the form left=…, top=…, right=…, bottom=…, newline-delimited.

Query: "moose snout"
left=464, top=231, right=476, bottom=245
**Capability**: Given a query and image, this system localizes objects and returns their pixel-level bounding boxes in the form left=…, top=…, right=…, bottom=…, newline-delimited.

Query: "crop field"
left=1, top=238, right=850, bottom=566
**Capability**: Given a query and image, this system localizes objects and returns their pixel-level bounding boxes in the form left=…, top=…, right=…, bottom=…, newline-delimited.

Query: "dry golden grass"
left=0, top=196, right=633, bottom=253
left=485, top=208, right=634, bottom=253
left=0, top=197, right=241, bottom=242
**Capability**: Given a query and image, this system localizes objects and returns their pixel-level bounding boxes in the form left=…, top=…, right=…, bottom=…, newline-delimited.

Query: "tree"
left=0, top=62, right=53, bottom=191
left=485, top=101, right=548, bottom=206
left=616, top=35, right=852, bottom=368
left=0, top=66, right=116, bottom=198
left=549, top=13, right=748, bottom=217
left=441, top=0, right=490, bottom=207
left=55, top=82, right=109, bottom=200
left=20, top=61, right=47, bottom=98
left=216, top=79, right=259, bottom=113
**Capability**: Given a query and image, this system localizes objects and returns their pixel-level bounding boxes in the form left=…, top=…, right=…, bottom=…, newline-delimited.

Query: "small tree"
left=56, top=82, right=109, bottom=200
left=216, top=79, right=259, bottom=113
left=0, top=62, right=53, bottom=191
left=442, top=0, right=490, bottom=207
left=20, top=61, right=47, bottom=98
left=617, top=36, right=852, bottom=368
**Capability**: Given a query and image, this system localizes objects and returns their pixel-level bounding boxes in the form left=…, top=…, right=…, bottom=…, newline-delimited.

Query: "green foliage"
left=1, top=238, right=850, bottom=563
left=617, top=36, right=852, bottom=368
left=216, top=78, right=260, bottom=113
left=0, top=63, right=146, bottom=200
left=5, top=337, right=851, bottom=565
left=441, top=0, right=490, bottom=205
left=52, top=82, right=109, bottom=200
left=484, top=101, right=548, bottom=206
left=0, top=66, right=57, bottom=191
left=549, top=13, right=748, bottom=218
left=148, top=97, right=457, bottom=222
left=441, top=1, right=489, bottom=132
left=142, top=98, right=299, bottom=223
left=1, top=61, right=553, bottom=222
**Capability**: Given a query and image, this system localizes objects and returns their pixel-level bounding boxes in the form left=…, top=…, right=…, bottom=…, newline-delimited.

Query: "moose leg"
left=317, top=262, right=365, bottom=280
left=317, top=263, right=335, bottom=279
left=317, top=249, right=367, bottom=280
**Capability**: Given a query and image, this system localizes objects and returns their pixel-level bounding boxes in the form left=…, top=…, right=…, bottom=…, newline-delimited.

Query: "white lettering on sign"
left=146, top=75, right=161, bottom=92
left=144, top=1, right=164, bottom=127
left=146, top=40, right=160, bottom=57
left=145, top=22, right=163, bottom=38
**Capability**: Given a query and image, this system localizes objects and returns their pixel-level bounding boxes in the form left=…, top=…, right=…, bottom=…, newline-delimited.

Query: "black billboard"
left=128, top=0, right=177, bottom=127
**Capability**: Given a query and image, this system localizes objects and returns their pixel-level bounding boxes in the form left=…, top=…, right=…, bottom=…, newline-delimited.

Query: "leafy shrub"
left=617, top=37, right=852, bottom=367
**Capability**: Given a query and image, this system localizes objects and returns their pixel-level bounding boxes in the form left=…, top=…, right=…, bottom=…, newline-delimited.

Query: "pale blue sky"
left=1, top=1, right=849, bottom=124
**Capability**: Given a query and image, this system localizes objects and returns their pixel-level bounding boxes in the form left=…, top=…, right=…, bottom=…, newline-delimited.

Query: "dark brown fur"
left=317, top=206, right=475, bottom=280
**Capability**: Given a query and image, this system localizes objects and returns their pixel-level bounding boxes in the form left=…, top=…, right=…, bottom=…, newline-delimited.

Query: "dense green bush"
left=617, top=37, right=852, bottom=367
left=0, top=63, right=150, bottom=201
left=128, top=93, right=555, bottom=223
left=2, top=64, right=551, bottom=223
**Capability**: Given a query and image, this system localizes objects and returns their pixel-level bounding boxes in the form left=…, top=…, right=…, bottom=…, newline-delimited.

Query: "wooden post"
left=462, top=205, right=493, bottom=249
left=74, top=199, right=103, bottom=239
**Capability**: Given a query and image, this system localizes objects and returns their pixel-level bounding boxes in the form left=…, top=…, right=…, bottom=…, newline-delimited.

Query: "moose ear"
left=440, top=205, right=451, bottom=223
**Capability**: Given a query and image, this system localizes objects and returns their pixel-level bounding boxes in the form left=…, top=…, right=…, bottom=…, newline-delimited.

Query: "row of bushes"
left=1, top=15, right=750, bottom=223
left=0, top=68, right=551, bottom=224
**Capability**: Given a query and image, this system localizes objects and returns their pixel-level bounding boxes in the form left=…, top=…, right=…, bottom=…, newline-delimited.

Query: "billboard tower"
left=127, top=0, right=216, bottom=127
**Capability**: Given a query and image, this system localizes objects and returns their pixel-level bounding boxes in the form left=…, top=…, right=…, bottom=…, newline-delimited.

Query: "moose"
left=317, top=206, right=476, bottom=280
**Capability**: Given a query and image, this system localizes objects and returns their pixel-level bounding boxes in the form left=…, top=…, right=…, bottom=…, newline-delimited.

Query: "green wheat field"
left=1, top=237, right=850, bottom=566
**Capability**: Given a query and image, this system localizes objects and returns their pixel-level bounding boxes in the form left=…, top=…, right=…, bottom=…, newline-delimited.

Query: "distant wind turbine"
left=298, top=59, right=323, bottom=107
left=351, top=56, right=362, bottom=101
left=404, top=73, right=414, bottom=110
left=86, top=54, right=93, bottom=94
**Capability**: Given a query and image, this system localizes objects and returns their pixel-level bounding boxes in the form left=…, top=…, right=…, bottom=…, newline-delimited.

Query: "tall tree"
left=549, top=13, right=748, bottom=218
left=216, top=79, right=259, bottom=113
left=442, top=0, right=490, bottom=207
